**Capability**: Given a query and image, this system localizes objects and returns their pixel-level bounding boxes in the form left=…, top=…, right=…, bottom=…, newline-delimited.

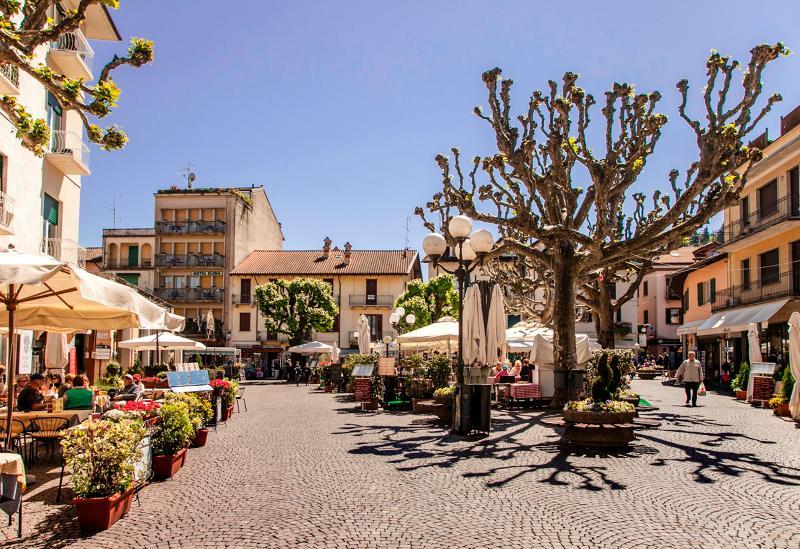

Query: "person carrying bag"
left=676, top=351, right=704, bottom=407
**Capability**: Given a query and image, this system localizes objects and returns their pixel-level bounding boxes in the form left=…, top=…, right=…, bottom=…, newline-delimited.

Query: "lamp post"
left=422, top=216, right=494, bottom=433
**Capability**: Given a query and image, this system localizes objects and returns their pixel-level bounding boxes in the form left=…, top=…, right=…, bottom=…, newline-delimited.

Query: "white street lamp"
left=422, top=232, right=447, bottom=260
left=389, top=312, right=400, bottom=325
left=448, top=215, right=473, bottom=240
left=469, top=229, right=494, bottom=254
left=395, top=306, right=405, bottom=317
left=458, top=239, right=477, bottom=262
left=405, top=313, right=416, bottom=325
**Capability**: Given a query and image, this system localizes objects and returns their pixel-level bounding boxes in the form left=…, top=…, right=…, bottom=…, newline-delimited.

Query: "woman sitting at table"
left=494, top=364, right=512, bottom=380
left=509, top=360, right=522, bottom=378
left=58, top=373, right=75, bottom=398
left=520, top=359, right=534, bottom=382
left=63, top=375, right=93, bottom=410
left=491, top=362, right=504, bottom=377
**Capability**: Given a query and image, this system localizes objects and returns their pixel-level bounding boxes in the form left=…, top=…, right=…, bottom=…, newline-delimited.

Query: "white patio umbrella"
left=0, top=250, right=181, bottom=447
left=462, top=284, right=486, bottom=366
left=119, top=332, right=206, bottom=351
left=788, top=313, right=800, bottom=419
left=485, top=283, right=507, bottom=364
left=331, top=342, right=341, bottom=362
left=287, top=341, right=334, bottom=355
left=396, top=317, right=458, bottom=351
left=356, top=314, right=371, bottom=354
left=747, top=323, right=762, bottom=365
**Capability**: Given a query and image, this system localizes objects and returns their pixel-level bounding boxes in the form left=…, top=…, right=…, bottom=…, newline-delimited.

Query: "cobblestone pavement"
left=4, top=380, right=800, bottom=548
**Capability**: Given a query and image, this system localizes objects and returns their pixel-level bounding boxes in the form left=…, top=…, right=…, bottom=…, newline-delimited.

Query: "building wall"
left=682, top=258, right=729, bottom=324
left=637, top=269, right=683, bottom=344
left=574, top=279, right=638, bottom=347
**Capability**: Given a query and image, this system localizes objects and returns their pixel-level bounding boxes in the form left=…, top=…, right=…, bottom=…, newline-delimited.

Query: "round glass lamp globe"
left=405, top=314, right=416, bottom=325
left=448, top=215, right=473, bottom=239
left=469, top=229, right=494, bottom=254
left=382, top=335, right=393, bottom=344
left=422, top=233, right=447, bottom=258
left=389, top=313, right=400, bottom=325
left=395, top=306, right=405, bottom=317
left=459, top=239, right=477, bottom=261
left=353, top=331, right=359, bottom=339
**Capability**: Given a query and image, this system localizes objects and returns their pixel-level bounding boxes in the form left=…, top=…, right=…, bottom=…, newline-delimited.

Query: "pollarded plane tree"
left=0, top=0, right=153, bottom=154
left=420, top=44, right=787, bottom=404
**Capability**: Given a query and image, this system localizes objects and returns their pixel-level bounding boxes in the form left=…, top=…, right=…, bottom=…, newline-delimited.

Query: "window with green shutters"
left=42, top=193, right=59, bottom=241
left=710, top=278, right=716, bottom=303
left=697, top=282, right=704, bottom=306
left=120, top=273, right=139, bottom=286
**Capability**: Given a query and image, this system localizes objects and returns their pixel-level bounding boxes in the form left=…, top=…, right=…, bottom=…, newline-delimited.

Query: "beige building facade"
left=229, top=243, right=422, bottom=368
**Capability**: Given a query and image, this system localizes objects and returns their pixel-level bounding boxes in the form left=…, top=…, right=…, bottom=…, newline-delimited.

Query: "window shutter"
left=42, top=193, right=59, bottom=225
left=710, top=278, right=716, bottom=302
left=697, top=282, right=704, bottom=306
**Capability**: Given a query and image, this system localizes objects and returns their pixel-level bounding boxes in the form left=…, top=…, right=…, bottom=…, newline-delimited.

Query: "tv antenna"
left=105, top=194, right=122, bottom=228
left=180, top=162, right=196, bottom=189
left=404, top=216, right=411, bottom=249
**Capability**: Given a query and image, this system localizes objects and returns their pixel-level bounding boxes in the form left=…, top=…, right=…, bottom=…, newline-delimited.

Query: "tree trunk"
left=550, top=244, right=578, bottom=407
left=595, top=280, right=616, bottom=349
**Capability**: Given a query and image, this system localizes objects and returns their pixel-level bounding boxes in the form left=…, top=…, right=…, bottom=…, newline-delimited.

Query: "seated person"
left=58, top=373, right=75, bottom=398
left=509, top=360, right=522, bottom=377
left=17, top=373, right=46, bottom=412
left=13, top=374, right=29, bottom=397
left=519, top=359, right=533, bottom=382
left=112, top=374, right=144, bottom=402
left=63, top=375, right=93, bottom=410
left=494, top=365, right=512, bottom=380
left=490, top=362, right=504, bottom=377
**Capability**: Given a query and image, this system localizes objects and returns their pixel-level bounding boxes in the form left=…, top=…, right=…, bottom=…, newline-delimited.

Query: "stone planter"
left=735, top=390, right=747, bottom=400
left=637, top=371, right=658, bottom=380
left=361, top=399, right=379, bottom=411
left=774, top=403, right=790, bottom=417
left=620, top=396, right=640, bottom=407
left=152, top=448, right=187, bottom=480
left=190, top=428, right=209, bottom=448
left=563, top=409, right=635, bottom=425
left=72, top=483, right=136, bottom=531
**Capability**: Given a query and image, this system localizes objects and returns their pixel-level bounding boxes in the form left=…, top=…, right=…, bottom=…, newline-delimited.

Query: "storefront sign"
left=17, top=330, right=33, bottom=374
left=95, top=331, right=111, bottom=343
left=93, top=348, right=112, bottom=360
left=191, top=271, right=219, bottom=277
left=68, top=348, right=77, bottom=375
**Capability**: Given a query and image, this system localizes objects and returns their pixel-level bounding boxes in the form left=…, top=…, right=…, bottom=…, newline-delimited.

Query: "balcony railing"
left=348, top=330, right=397, bottom=344
left=46, top=130, right=91, bottom=175
left=232, top=293, right=253, bottom=305
left=349, top=294, right=394, bottom=307
left=719, top=195, right=800, bottom=246
left=155, top=220, right=226, bottom=235
left=181, top=319, right=223, bottom=337
left=154, top=287, right=224, bottom=302
left=156, top=253, right=225, bottom=268
left=42, top=238, right=86, bottom=268
left=104, top=258, right=153, bottom=269
left=712, top=270, right=800, bottom=311
left=0, top=64, right=19, bottom=91
left=0, top=190, right=14, bottom=233
left=49, top=29, right=93, bottom=77
left=258, top=331, right=281, bottom=341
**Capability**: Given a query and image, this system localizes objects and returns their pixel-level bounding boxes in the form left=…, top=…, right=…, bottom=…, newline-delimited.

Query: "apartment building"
left=574, top=278, right=639, bottom=348
left=152, top=186, right=283, bottom=345
left=229, top=241, right=422, bottom=368
left=688, top=104, right=800, bottom=372
left=0, top=4, right=119, bottom=262
left=636, top=246, right=698, bottom=359
left=668, top=245, right=729, bottom=380
left=100, top=228, right=157, bottom=290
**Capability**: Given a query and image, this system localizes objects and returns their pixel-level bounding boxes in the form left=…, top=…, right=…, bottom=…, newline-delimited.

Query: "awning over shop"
left=676, top=319, right=706, bottom=336
left=696, top=299, right=790, bottom=336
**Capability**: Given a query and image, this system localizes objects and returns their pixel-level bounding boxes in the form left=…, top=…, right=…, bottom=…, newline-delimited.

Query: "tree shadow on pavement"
left=334, top=410, right=651, bottom=491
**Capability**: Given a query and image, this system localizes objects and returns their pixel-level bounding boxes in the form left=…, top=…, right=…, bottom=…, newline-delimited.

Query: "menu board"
left=378, top=357, right=397, bottom=376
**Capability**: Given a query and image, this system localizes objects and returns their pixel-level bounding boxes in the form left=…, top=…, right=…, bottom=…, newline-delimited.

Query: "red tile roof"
left=652, top=246, right=699, bottom=265
left=231, top=250, right=421, bottom=276
left=81, top=246, right=103, bottom=263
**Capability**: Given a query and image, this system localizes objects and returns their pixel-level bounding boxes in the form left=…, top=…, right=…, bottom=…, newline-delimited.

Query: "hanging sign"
left=191, top=271, right=219, bottom=277
left=17, top=330, right=33, bottom=374
left=68, top=348, right=77, bottom=375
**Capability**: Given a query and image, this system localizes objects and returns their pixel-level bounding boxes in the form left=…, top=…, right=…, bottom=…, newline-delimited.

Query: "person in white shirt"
left=676, top=351, right=704, bottom=407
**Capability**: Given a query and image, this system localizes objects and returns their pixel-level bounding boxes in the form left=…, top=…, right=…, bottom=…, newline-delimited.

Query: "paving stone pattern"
left=4, top=380, right=800, bottom=548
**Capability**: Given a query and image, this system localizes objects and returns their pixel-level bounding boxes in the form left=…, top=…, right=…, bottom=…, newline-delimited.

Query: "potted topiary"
left=563, top=353, right=636, bottom=447
left=771, top=368, right=794, bottom=416
left=731, top=362, right=750, bottom=400
left=151, top=401, right=194, bottom=479
left=166, top=393, right=213, bottom=448
left=432, top=386, right=455, bottom=420
left=61, top=418, right=146, bottom=531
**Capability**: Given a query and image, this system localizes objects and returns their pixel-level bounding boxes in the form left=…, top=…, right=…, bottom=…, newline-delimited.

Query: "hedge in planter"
left=166, top=392, right=213, bottom=447
left=152, top=401, right=194, bottom=479
left=61, top=418, right=146, bottom=531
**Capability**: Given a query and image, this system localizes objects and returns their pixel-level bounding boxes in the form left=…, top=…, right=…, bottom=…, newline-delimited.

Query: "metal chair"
left=29, top=417, right=69, bottom=463
left=0, top=449, right=23, bottom=538
left=236, top=387, right=247, bottom=413
left=0, top=420, right=30, bottom=465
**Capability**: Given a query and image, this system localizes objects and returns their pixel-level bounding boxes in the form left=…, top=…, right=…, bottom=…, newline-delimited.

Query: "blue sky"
left=81, top=0, right=800, bottom=251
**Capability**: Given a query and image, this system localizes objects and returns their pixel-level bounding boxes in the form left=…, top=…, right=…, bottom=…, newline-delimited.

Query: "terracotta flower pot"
left=222, top=405, right=235, bottom=420
left=324, top=382, right=333, bottom=393
left=152, top=448, right=187, bottom=480
left=72, top=483, right=136, bottom=531
left=191, top=428, right=209, bottom=448
left=735, top=390, right=747, bottom=400
left=775, top=403, right=790, bottom=417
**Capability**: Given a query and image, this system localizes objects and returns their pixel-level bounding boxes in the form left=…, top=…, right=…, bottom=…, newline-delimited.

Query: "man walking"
left=676, top=351, right=704, bottom=407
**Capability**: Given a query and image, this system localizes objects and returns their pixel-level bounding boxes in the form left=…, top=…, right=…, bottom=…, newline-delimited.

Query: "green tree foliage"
left=255, top=278, right=339, bottom=345
left=394, top=273, right=458, bottom=330
left=0, top=1, right=154, bottom=154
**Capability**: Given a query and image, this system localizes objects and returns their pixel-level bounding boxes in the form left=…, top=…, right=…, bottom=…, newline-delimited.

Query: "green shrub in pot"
left=152, top=401, right=194, bottom=456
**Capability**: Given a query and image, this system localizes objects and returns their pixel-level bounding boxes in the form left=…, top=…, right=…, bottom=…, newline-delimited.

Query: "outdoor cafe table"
left=0, top=409, right=91, bottom=435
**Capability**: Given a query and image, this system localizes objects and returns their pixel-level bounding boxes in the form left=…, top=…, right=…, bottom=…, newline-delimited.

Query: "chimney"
left=343, top=242, right=352, bottom=264
left=323, top=236, right=332, bottom=257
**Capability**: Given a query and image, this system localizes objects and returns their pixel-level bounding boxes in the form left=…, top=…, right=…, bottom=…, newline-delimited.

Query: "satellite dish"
left=187, top=172, right=196, bottom=189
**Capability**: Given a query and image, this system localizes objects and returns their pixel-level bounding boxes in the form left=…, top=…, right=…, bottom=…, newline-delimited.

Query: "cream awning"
left=696, top=299, right=790, bottom=336
left=676, top=319, right=706, bottom=336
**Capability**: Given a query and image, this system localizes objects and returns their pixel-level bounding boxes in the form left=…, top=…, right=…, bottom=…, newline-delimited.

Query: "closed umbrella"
left=788, top=313, right=800, bottom=419
left=205, top=309, right=215, bottom=338
left=331, top=342, right=340, bottom=363
left=357, top=314, right=371, bottom=354
left=462, top=284, right=485, bottom=366
left=44, top=331, right=69, bottom=373
left=485, top=283, right=506, bottom=364
left=747, top=323, right=762, bottom=365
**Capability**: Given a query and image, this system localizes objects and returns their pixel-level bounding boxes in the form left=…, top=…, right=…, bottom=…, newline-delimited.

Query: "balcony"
left=348, top=330, right=397, bottom=344
left=0, top=191, right=14, bottom=235
left=45, top=130, right=90, bottom=176
left=48, top=29, right=93, bottom=80
left=154, top=287, right=224, bottom=302
left=719, top=195, right=800, bottom=247
left=258, top=331, right=281, bottom=342
left=0, top=64, right=20, bottom=95
left=104, top=259, right=153, bottom=270
left=42, top=238, right=86, bottom=268
left=155, top=220, right=226, bottom=235
left=181, top=319, right=223, bottom=338
left=712, top=270, right=800, bottom=312
left=349, top=294, right=394, bottom=307
left=232, top=293, right=254, bottom=305
left=156, top=253, right=225, bottom=268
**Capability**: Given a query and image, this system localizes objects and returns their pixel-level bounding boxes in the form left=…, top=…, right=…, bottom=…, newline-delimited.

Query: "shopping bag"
left=698, top=382, right=707, bottom=396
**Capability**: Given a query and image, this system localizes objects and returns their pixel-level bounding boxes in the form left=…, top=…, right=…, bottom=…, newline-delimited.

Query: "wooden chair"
left=29, top=417, right=69, bottom=463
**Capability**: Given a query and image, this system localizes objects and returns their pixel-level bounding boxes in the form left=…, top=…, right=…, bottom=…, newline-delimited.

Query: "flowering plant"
left=564, top=398, right=635, bottom=413
left=152, top=401, right=194, bottom=456
left=211, top=378, right=238, bottom=405
left=165, top=392, right=213, bottom=431
left=113, top=400, right=161, bottom=418
left=768, top=394, right=787, bottom=409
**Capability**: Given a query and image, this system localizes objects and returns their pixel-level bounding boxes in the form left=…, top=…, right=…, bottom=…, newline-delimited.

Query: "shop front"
left=240, top=344, right=283, bottom=379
